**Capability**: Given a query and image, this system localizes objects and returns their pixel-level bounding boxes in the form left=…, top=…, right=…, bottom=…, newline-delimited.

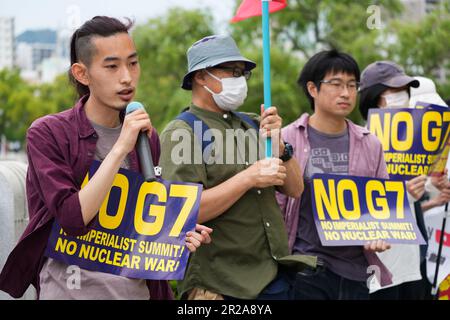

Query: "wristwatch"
left=280, top=142, right=294, bottom=162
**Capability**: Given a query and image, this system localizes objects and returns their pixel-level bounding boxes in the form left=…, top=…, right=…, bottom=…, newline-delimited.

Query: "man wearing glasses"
left=158, top=35, right=313, bottom=300
left=276, top=49, right=392, bottom=300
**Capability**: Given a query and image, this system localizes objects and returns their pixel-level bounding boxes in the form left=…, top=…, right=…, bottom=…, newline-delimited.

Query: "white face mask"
left=380, top=90, right=410, bottom=109
left=203, top=70, right=248, bottom=111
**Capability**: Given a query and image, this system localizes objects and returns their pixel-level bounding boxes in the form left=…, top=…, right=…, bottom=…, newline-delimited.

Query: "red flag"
left=231, top=0, right=287, bottom=23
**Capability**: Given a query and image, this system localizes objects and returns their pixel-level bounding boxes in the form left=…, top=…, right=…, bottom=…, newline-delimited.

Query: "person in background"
left=359, top=61, right=450, bottom=299
left=159, top=34, right=310, bottom=300
left=277, top=50, right=392, bottom=300
left=409, top=76, right=448, bottom=108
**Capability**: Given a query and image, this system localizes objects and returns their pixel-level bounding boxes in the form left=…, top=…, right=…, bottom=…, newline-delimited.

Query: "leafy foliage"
left=1, top=2, right=449, bottom=143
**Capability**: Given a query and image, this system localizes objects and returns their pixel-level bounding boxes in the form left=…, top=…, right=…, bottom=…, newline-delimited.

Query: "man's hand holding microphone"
left=116, top=102, right=212, bottom=252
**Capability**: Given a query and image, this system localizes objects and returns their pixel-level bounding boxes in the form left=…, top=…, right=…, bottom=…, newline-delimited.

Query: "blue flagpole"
left=262, top=0, right=272, bottom=158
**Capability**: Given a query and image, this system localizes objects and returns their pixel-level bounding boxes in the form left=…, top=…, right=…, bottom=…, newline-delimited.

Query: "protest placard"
left=367, top=107, right=450, bottom=180
left=311, top=173, right=426, bottom=246
left=45, top=161, right=202, bottom=280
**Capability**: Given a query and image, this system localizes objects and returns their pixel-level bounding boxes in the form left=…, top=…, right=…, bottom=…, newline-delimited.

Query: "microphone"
left=126, top=101, right=156, bottom=182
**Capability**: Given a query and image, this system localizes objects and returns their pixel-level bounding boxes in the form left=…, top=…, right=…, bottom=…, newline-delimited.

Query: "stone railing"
left=0, top=161, right=36, bottom=300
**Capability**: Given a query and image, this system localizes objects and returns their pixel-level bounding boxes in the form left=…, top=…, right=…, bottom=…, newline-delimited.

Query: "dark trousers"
left=224, top=269, right=295, bottom=300
left=294, top=265, right=369, bottom=300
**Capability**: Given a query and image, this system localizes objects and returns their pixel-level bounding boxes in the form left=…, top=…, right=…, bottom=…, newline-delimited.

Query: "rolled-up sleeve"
left=26, top=124, right=89, bottom=236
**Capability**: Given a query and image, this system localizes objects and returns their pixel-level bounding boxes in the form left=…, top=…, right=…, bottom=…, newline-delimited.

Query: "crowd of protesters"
left=1, top=16, right=449, bottom=300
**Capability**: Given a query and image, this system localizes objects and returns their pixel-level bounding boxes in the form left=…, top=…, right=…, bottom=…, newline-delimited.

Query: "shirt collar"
left=74, top=95, right=126, bottom=139
left=189, top=104, right=230, bottom=120
left=294, top=112, right=370, bottom=140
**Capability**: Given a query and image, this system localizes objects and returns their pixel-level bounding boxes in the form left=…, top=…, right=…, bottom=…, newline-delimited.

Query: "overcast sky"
left=0, top=0, right=236, bottom=35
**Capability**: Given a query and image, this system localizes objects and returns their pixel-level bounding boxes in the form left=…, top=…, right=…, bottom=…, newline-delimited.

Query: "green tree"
left=231, top=0, right=450, bottom=123
left=230, top=0, right=405, bottom=125
left=388, top=4, right=450, bottom=99
left=237, top=45, right=308, bottom=125
left=1, top=8, right=216, bottom=143
left=133, top=8, right=215, bottom=133
left=3, top=2, right=449, bottom=144
left=0, top=69, right=76, bottom=143
left=231, top=0, right=402, bottom=59
left=37, top=74, right=77, bottom=115
left=0, top=68, right=35, bottom=141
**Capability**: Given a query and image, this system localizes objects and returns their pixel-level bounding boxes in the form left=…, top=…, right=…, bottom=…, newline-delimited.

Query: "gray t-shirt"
left=39, top=121, right=149, bottom=300
left=293, top=125, right=369, bottom=282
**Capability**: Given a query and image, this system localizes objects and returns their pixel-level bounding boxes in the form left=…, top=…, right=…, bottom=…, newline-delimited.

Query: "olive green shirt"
left=159, top=105, right=315, bottom=299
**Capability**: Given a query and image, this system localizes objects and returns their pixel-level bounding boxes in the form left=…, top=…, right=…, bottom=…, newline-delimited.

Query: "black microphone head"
left=126, top=101, right=144, bottom=115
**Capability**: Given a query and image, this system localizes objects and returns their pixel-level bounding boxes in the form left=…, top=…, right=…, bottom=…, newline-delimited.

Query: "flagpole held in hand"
left=432, top=202, right=448, bottom=299
left=232, top=0, right=288, bottom=158
left=262, top=0, right=272, bottom=158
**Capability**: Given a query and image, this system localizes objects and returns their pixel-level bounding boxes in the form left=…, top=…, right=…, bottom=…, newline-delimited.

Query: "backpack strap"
left=175, top=111, right=212, bottom=153
left=232, top=111, right=259, bottom=131
left=176, top=110, right=259, bottom=155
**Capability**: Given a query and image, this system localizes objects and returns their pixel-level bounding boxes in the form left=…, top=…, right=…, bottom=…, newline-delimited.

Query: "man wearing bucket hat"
left=159, top=35, right=314, bottom=300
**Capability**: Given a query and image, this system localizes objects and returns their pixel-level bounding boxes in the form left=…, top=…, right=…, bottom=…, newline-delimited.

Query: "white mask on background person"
left=203, top=70, right=248, bottom=111
left=380, top=90, right=410, bottom=109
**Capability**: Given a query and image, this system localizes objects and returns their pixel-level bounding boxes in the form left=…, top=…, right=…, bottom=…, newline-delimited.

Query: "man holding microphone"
left=0, top=16, right=211, bottom=300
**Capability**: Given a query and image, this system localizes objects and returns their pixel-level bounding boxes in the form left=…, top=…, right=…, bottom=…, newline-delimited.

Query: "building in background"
left=401, top=0, right=446, bottom=20
left=423, top=0, right=448, bottom=83
left=425, top=0, right=446, bottom=13
left=39, top=29, right=71, bottom=83
left=15, top=29, right=56, bottom=83
left=56, top=29, right=71, bottom=60
left=15, top=28, right=70, bottom=83
left=401, top=0, right=448, bottom=83
left=0, top=17, right=15, bottom=70
left=401, top=0, right=427, bottom=20
left=39, top=55, right=69, bottom=83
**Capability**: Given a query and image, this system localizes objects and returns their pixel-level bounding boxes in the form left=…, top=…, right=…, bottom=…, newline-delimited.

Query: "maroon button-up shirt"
left=0, top=95, right=173, bottom=299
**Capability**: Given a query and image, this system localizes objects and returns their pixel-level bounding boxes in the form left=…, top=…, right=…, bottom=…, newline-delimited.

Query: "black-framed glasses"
left=213, top=66, right=252, bottom=80
left=319, top=79, right=360, bottom=92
